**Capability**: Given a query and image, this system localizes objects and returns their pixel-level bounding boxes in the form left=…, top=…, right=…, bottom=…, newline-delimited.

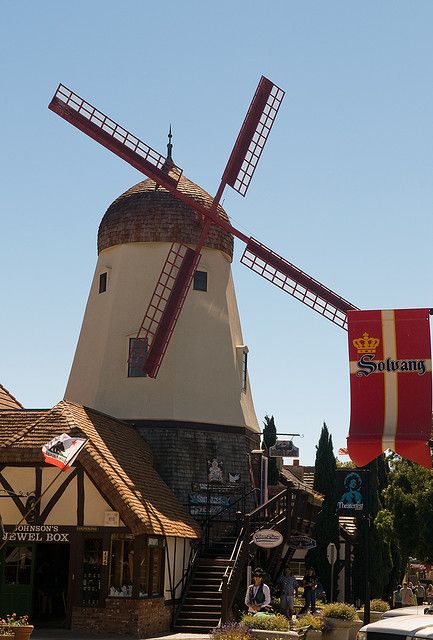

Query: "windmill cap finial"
left=166, top=124, right=173, bottom=162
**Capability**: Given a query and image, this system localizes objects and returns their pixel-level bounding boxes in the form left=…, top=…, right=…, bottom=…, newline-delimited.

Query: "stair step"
left=182, top=604, right=221, bottom=611
left=192, top=577, right=222, bottom=583
left=177, top=611, right=221, bottom=620
left=176, top=617, right=220, bottom=625
left=184, top=593, right=221, bottom=607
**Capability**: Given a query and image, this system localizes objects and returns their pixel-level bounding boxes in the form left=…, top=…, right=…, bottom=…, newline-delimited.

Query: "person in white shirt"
left=245, top=569, right=271, bottom=613
left=400, top=582, right=414, bottom=606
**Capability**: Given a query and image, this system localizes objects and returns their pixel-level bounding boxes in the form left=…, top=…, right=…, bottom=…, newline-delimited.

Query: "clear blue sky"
left=1, top=2, right=433, bottom=465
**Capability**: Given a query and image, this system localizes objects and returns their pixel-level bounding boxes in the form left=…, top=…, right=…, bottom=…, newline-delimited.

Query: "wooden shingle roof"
left=0, top=400, right=200, bottom=539
left=0, top=384, right=23, bottom=410
left=98, top=175, right=234, bottom=260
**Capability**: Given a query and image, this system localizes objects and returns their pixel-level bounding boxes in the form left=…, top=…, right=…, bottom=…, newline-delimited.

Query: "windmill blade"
left=49, top=84, right=182, bottom=190
left=134, top=243, right=201, bottom=378
left=222, top=76, right=285, bottom=196
left=241, top=238, right=358, bottom=330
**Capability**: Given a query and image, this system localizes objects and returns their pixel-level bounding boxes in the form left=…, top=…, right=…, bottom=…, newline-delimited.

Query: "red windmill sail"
left=49, top=77, right=357, bottom=379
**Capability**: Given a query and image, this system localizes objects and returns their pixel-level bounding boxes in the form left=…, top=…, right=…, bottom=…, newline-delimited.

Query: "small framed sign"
left=104, top=510, right=120, bottom=527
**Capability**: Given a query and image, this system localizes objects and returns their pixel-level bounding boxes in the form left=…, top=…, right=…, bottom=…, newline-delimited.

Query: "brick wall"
left=72, top=597, right=171, bottom=637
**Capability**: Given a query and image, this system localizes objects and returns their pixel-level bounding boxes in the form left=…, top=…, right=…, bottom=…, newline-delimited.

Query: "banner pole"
left=363, top=469, right=370, bottom=625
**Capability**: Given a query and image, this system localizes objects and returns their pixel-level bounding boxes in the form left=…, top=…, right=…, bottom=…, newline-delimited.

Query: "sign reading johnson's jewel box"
left=3, top=524, right=70, bottom=543
left=336, top=469, right=368, bottom=516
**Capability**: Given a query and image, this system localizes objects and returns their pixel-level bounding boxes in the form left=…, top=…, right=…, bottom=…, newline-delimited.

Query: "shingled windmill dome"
left=98, top=174, right=234, bottom=261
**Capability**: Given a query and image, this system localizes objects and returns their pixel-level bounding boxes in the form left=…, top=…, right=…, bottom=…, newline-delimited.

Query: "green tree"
left=384, top=458, right=433, bottom=562
left=305, top=423, right=339, bottom=600
left=352, top=457, right=393, bottom=601
left=262, top=415, right=279, bottom=485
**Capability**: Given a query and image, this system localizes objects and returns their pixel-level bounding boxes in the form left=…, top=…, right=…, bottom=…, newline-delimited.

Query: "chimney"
left=293, top=459, right=300, bottom=467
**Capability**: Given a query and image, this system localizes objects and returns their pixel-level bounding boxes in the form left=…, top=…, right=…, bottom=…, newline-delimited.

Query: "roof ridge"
left=0, top=383, right=24, bottom=409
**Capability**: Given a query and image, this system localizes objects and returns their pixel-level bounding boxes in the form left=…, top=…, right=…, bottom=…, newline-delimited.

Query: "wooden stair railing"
left=221, top=487, right=293, bottom=622
left=220, top=485, right=321, bottom=622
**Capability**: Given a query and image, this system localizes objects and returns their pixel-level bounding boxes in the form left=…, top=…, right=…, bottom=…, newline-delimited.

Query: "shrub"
left=212, top=622, right=254, bottom=640
left=321, top=603, right=358, bottom=621
left=370, top=599, right=390, bottom=612
left=241, top=613, right=289, bottom=631
left=294, top=613, right=326, bottom=631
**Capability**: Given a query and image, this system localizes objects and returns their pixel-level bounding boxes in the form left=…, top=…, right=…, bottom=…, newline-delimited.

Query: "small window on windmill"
left=236, top=345, right=249, bottom=392
left=99, top=272, right=108, bottom=294
left=128, top=338, right=148, bottom=378
left=193, top=270, right=207, bottom=291
left=242, top=350, right=248, bottom=392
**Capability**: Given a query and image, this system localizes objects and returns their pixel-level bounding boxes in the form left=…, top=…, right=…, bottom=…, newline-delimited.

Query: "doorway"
left=32, top=543, right=70, bottom=627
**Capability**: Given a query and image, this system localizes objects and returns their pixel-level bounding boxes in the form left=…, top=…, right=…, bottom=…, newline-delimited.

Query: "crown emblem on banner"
left=353, top=332, right=380, bottom=354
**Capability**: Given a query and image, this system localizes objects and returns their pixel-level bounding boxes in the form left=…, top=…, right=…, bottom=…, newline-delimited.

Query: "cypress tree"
left=353, top=457, right=393, bottom=601
left=263, top=415, right=279, bottom=486
left=306, top=422, right=339, bottom=600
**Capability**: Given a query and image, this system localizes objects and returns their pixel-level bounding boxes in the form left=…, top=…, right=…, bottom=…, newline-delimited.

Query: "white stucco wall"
left=65, top=242, right=259, bottom=431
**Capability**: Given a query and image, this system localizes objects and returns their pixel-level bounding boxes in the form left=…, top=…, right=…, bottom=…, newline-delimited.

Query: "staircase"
left=174, top=538, right=236, bottom=633
left=174, top=487, right=320, bottom=632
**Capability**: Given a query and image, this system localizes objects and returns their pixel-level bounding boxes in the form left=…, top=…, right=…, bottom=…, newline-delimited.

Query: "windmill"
left=49, top=77, right=358, bottom=379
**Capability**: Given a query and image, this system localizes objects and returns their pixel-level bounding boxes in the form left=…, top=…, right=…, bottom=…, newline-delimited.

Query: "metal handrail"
left=171, top=541, right=202, bottom=629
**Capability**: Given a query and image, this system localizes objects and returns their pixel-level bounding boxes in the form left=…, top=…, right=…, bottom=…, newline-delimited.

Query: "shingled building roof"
left=98, top=175, right=234, bottom=260
left=0, top=400, right=200, bottom=539
left=0, top=384, right=23, bottom=410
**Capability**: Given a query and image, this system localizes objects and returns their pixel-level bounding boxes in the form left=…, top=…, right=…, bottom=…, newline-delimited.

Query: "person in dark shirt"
left=299, top=568, right=317, bottom=614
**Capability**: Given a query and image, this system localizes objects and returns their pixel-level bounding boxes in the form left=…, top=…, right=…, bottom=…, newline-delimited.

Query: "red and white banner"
left=42, top=434, right=88, bottom=471
left=347, top=309, right=432, bottom=468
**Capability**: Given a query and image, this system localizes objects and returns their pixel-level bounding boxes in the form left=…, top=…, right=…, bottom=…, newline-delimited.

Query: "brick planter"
left=72, top=597, right=171, bottom=637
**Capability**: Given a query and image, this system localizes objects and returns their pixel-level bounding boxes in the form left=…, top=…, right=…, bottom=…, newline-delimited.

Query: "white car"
left=357, top=614, right=433, bottom=640
left=383, top=606, right=433, bottom=618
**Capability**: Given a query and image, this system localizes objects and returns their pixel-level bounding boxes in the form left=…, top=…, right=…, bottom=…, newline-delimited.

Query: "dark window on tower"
left=99, top=272, right=107, bottom=294
left=193, top=271, right=207, bottom=292
left=242, top=351, right=248, bottom=392
left=128, top=338, right=148, bottom=377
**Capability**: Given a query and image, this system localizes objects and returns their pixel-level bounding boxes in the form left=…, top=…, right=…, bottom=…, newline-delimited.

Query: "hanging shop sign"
left=269, top=440, right=299, bottom=458
left=3, top=524, right=70, bottom=543
left=336, top=469, right=368, bottom=516
left=288, top=535, right=316, bottom=550
left=347, top=308, right=432, bottom=468
left=253, top=529, right=283, bottom=548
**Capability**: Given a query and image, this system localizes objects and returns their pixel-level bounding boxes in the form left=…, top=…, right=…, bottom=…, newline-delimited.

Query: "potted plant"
left=241, top=613, right=298, bottom=640
left=294, top=612, right=333, bottom=640
left=2, top=615, right=33, bottom=640
left=369, top=599, right=390, bottom=622
left=321, top=603, right=360, bottom=640
left=212, top=622, right=255, bottom=640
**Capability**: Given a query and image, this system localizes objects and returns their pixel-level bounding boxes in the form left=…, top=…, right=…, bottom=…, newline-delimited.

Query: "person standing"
left=400, top=582, right=414, bottom=606
left=245, top=568, right=271, bottom=613
left=426, top=583, right=433, bottom=605
left=392, top=584, right=402, bottom=609
left=415, top=583, right=425, bottom=605
left=299, top=568, right=317, bottom=614
left=277, top=567, right=299, bottom=618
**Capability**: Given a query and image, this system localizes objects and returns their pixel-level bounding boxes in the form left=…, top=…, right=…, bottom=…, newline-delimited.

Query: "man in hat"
left=245, top=569, right=271, bottom=613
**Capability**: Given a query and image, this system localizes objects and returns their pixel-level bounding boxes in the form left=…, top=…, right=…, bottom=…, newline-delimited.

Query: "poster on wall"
left=347, top=308, right=432, bottom=468
left=336, top=469, right=368, bottom=516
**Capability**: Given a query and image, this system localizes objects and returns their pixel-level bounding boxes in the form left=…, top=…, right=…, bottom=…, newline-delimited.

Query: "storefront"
left=0, top=400, right=200, bottom=637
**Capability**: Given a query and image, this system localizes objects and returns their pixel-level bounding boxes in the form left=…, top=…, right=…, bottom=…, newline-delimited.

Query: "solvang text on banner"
left=347, top=308, right=432, bottom=468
